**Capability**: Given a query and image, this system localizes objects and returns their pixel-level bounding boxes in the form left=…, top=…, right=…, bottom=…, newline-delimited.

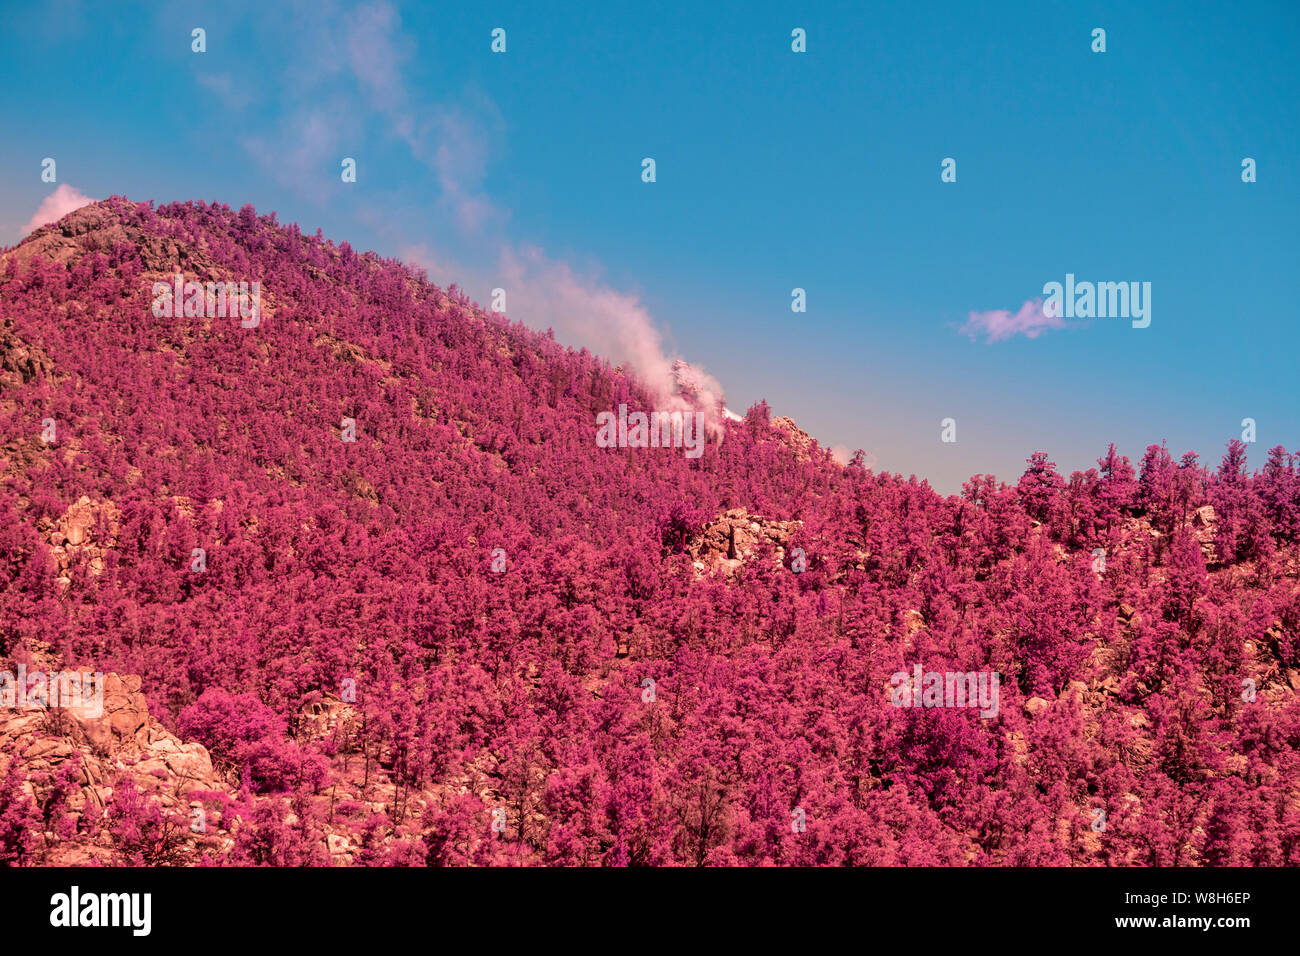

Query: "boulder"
left=1024, top=697, right=1050, bottom=717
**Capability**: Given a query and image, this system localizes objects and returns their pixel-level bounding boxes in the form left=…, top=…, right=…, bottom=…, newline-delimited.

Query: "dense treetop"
left=1, top=198, right=1298, bottom=865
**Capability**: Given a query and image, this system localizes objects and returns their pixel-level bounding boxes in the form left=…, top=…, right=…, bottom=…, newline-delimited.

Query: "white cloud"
left=20, top=184, right=94, bottom=236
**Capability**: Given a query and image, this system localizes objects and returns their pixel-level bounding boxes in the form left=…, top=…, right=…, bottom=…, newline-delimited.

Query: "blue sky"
left=2, top=0, right=1297, bottom=493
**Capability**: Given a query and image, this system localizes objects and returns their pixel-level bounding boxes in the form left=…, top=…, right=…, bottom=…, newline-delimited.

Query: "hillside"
left=1, top=197, right=1298, bottom=866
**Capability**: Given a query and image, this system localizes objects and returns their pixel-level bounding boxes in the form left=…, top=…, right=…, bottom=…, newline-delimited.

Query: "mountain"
left=1, top=197, right=1298, bottom=866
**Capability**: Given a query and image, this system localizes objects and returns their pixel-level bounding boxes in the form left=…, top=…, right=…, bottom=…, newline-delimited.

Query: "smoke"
left=497, top=244, right=727, bottom=430
left=20, top=184, right=94, bottom=236
left=331, top=5, right=726, bottom=427
left=828, top=445, right=878, bottom=469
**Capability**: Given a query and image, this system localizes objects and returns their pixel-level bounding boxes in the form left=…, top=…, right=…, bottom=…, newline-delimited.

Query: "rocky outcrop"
left=1024, top=696, right=1050, bottom=717
left=2, top=200, right=217, bottom=275
left=688, top=508, right=802, bottom=577
left=670, top=359, right=705, bottom=404
left=770, top=416, right=814, bottom=461
left=0, top=317, right=55, bottom=389
left=2, top=199, right=276, bottom=333
left=669, top=359, right=739, bottom=422
left=296, top=693, right=362, bottom=745
left=0, top=662, right=231, bottom=865
left=33, top=495, right=120, bottom=588
left=1190, top=504, right=1217, bottom=560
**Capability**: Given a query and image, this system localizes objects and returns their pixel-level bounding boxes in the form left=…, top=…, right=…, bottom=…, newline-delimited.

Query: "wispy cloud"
left=242, top=104, right=350, bottom=202
left=20, top=184, right=94, bottom=236
left=197, top=73, right=255, bottom=112
left=342, top=2, right=504, bottom=233
left=960, top=297, right=1066, bottom=343
left=425, top=102, right=506, bottom=233
left=234, top=0, right=504, bottom=233
left=398, top=242, right=468, bottom=287
left=345, top=0, right=412, bottom=117
left=233, top=0, right=720, bottom=415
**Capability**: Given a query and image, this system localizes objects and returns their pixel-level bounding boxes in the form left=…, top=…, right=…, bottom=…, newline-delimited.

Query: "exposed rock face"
left=669, top=359, right=740, bottom=422
left=670, top=359, right=705, bottom=404
left=1024, top=697, right=1050, bottom=717
left=2, top=199, right=276, bottom=333
left=34, top=495, right=120, bottom=588
left=770, top=416, right=814, bottom=461
left=688, top=508, right=802, bottom=577
left=894, top=609, right=927, bottom=652
left=1190, top=504, right=1218, bottom=560
left=0, top=317, right=55, bottom=389
left=0, top=663, right=230, bottom=865
left=296, top=693, right=362, bottom=745
left=901, top=609, right=926, bottom=639
left=2, top=200, right=217, bottom=275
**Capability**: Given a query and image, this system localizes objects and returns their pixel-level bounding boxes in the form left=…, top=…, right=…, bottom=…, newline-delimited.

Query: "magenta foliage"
left=1, top=197, right=1299, bottom=865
